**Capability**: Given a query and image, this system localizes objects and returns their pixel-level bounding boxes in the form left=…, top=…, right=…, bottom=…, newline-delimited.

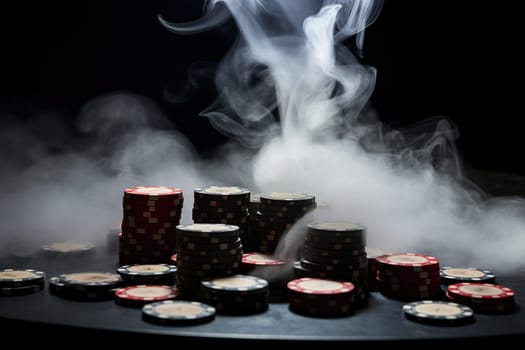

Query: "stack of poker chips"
left=366, top=248, right=385, bottom=292
left=48, top=271, right=123, bottom=301
left=287, top=277, right=355, bottom=317
left=240, top=252, right=293, bottom=302
left=294, top=222, right=369, bottom=307
left=375, top=253, right=441, bottom=300
left=199, top=274, right=269, bottom=315
left=192, top=186, right=251, bottom=247
left=117, top=263, right=177, bottom=285
left=0, top=268, right=46, bottom=296
left=445, top=282, right=516, bottom=313
left=120, top=186, right=184, bottom=264
left=251, top=192, right=317, bottom=253
left=174, top=223, right=243, bottom=297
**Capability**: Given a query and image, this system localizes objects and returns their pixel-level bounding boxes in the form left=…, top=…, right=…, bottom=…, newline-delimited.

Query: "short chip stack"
left=199, top=274, right=269, bottom=315
left=251, top=192, right=316, bottom=253
left=120, top=186, right=184, bottom=264
left=0, top=268, right=46, bottom=296
left=192, top=186, right=251, bottom=247
left=294, top=222, right=369, bottom=307
left=287, top=277, right=355, bottom=317
left=48, top=271, right=123, bottom=301
left=175, top=223, right=243, bottom=297
left=376, top=253, right=441, bottom=300
left=445, top=282, right=516, bottom=313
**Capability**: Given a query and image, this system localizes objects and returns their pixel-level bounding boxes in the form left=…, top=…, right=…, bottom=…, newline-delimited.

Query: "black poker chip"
left=403, top=300, right=475, bottom=325
left=0, top=282, right=45, bottom=296
left=142, top=300, right=216, bottom=326
left=440, top=267, right=496, bottom=285
left=0, top=268, right=46, bottom=288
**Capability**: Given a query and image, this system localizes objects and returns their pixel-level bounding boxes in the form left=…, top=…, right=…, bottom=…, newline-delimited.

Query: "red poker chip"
left=242, top=253, right=287, bottom=266
left=287, top=278, right=354, bottom=295
left=447, top=282, right=515, bottom=300
left=123, top=186, right=183, bottom=199
left=376, top=253, right=439, bottom=271
left=115, top=285, right=180, bottom=301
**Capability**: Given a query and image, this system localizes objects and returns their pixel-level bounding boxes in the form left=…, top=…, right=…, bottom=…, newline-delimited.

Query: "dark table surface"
left=1, top=240, right=524, bottom=346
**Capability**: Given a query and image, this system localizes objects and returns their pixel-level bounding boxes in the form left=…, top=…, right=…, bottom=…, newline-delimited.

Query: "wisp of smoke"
left=191, top=0, right=525, bottom=272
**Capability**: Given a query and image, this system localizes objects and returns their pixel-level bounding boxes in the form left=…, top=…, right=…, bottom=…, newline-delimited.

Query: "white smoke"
left=197, top=0, right=525, bottom=273
left=1, top=0, right=524, bottom=278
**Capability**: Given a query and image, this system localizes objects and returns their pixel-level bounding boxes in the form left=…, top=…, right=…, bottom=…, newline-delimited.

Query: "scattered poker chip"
left=0, top=268, right=46, bottom=288
left=114, top=285, right=180, bottom=307
left=117, top=264, right=177, bottom=277
left=57, top=272, right=123, bottom=294
left=0, top=283, right=45, bottom=296
left=447, top=282, right=515, bottom=300
left=403, top=300, right=474, bottom=325
left=200, top=275, right=269, bottom=293
left=142, top=300, right=216, bottom=326
left=48, top=276, right=115, bottom=301
left=42, top=242, right=94, bottom=254
left=440, top=267, right=496, bottom=285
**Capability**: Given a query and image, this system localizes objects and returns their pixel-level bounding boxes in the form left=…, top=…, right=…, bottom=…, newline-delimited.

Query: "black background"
left=0, top=1, right=522, bottom=174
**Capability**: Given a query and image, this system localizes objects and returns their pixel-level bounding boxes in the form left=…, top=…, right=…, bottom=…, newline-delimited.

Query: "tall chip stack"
left=119, top=186, right=184, bottom=265
left=192, top=186, right=251, bottom=248
left=175, top=223, right=243, bottom=298
left=293, top=221, right=369, bottom=307
left=250, top=192, right=317, bottom=253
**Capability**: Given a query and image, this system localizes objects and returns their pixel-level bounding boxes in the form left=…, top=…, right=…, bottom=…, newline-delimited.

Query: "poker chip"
left=241, top=253, right=287, bottom=266
left=123, top=186, right=184, bottom=200
left=447, top=282, right=514, bottom=299
left=49, top=276, right=116, bottom=301
left=117, top=264, right=177, bottom=285
left=200, top=274, right=268, bottom=293
left=141, top=300, right=216, bottom=326
left=0, top=283, right=45, bottom=296
left=403, top=300, right=474, bottom=325
left=376, top=253, right=439, bottom=271
left=287, top=277, right=354, bottom=295
left=445, top=282, right=516, bottom=313
left=199, top=275, right=269, bottom=315
left=0, top=268, right=46, bottom=288
left=59, top=272, right=122, bottom=286
left=118, top=264, right=177, bottom=276
left=42, top=242, right=94, bottom=254
left=440, top=267, right=496, bottom=285
left=114, top=285, right=180, bottom=307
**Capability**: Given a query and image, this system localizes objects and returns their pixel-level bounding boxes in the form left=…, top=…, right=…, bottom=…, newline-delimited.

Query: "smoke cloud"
left=1, top=0, right=524, bottom=278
